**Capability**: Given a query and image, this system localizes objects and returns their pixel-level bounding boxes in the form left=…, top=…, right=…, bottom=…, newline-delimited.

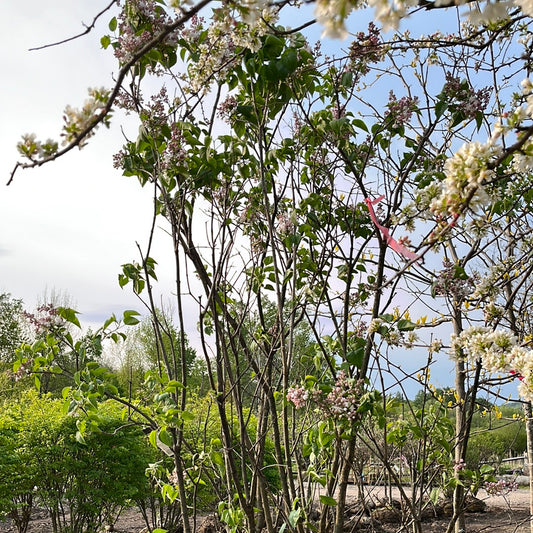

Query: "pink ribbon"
left=510, top=370, right=524, bottom=382
left=364, top=195, right=419, bottom=261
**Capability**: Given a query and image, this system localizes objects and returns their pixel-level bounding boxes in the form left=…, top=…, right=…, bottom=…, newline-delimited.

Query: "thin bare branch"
left=28, top=0, right=119, bottom=51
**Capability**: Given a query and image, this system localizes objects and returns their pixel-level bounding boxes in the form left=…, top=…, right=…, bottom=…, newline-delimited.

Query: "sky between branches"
left=1, top=0, right=520, bottom=398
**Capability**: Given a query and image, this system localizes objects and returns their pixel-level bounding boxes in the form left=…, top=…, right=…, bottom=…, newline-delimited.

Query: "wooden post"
left=524, top=401, right=533, bottom=533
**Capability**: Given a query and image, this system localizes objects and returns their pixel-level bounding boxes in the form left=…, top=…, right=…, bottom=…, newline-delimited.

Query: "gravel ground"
left=1, top=487, right=531, bottom=532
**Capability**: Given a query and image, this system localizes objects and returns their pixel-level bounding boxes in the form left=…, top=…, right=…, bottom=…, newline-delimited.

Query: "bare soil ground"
left=0, top=488, right=531, bottom=532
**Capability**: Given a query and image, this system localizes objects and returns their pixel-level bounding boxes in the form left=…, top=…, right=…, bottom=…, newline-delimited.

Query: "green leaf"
left=103, top=314, right=117, bottom=330
left=166, top=380, right=184, bottom=393
left=352, top=118, right=368, bottom=132
left=346, top=348, right=364, bottom=367
left=159, top=428, right=173, bottom=447
left=108, top=16, right=117, bottom=31
left=288, top=509, right=301, bottom=527
left=100, top=35, right=111, bottom=49
left=480, top=464, right=494, bottom=475
left=211, top=450, right=224, bottom=467
left=75, top=431, right=86, bottom=445
left=320, top=495, right=337, bottom=506
left=181, top=410, right=194, bottom=421
left=435, top=99, right=448, bottom=119
left=429, top=487, right=441, bottom=504
left=396, top=319, right=416, bottom=331
left=341, top=71, right=353, bottom=87
left=105, top=383, right=118, bottom=396
left=57, top=307, right=81, bottom=328
left=123, top=310, right=141, bottom=325
left=475, top=111, right=484, bottom=131
left=262, top=34, right=285, bottom=58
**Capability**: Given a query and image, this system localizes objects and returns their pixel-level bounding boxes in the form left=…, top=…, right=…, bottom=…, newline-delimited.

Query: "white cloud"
left=0, top=1, right=176, bottom=331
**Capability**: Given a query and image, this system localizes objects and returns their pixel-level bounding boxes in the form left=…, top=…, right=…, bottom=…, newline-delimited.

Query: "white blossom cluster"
left=314, top=0, right=355, bottom=39
left=451, top=326, right=533, bottom=401
left=315, top=0, right=419, bottom=38
left=430, top=141, right=498, bottom=220
left=17, top=87, right=110, bottom=163
left=17, top=134, right=58, bottom=162
left=186, top=8, right=277, bottom=94
left=514, top=0, right=533, bottom=17
left=430, top=77, right=533, bottom=224
left=313, top=0, right=533, bottom=39
left=467, top=0, right=514, bottom=25
left=62, top=87, right=111, bottom=147
left=368, top=0, right=418, bottom=31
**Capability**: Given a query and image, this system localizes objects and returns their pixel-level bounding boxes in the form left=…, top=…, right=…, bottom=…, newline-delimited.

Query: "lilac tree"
left=8, top=1, right=533, bottom=533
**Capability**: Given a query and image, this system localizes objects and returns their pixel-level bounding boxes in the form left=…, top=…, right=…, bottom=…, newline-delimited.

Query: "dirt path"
left=1, top=488, right=531, bottom=532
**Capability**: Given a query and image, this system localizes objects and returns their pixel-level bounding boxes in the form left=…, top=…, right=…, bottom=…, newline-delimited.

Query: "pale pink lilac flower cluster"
left=114, top=0, right=180, bottom=68
left=322, top=371, right=365, bottom=421
left=12, top=358, right=33, bottom=382
left=385, top=92, right=419, bottom=128
left=349, top=23, right=384, bottom=75
left=239, top=200, right=267, bottom=254
left=115, top=89, right=140, bottom=114
left=277, top=212, right=295, bottom=236
left=24, top=304, right=63, bottom=335
left=442, top=73, right=491, bottom=120
left=484, top=479, right=519, bottom=496
left=143, top=87, right=170, bottom=129
left=286, top=386, right=309, bottom=409
left=168, top=468, right=179, bottom=486
left=287, top=372, right=365, bottom=423
left=432, top=259, right=475, bottom=302
left=180, top=15, right=204, bottom=44
left=453, top=459, right=466, bottom=472
left=217, top=95, right=239, bottom=123
left=161, top=123, right=187, bottom=173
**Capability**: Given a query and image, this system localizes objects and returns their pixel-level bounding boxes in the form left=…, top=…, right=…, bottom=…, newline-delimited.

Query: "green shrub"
left=0, top=407, right=35, bottom=533
left=0, top=391, right=153, bottom=533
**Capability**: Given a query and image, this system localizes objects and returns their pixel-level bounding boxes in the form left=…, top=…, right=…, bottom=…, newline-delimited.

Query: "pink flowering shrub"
left=286, top=385, right=309, bottom=409
left=385, top=91, right=419, bottom=129
left=484, top=479, right=519, bottom=496
left=287, top=371, right=365, bottom=423
left=23, top=304, right=63, bottom=335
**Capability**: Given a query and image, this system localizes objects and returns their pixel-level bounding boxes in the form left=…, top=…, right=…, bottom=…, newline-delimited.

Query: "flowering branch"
left=7, top=0, right=213, bottom=186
